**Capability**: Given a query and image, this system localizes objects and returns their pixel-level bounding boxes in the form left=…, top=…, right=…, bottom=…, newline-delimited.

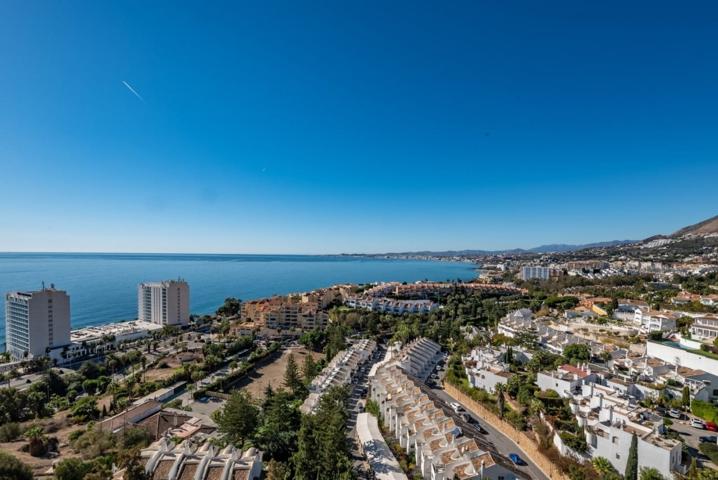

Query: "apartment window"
left=616, top=453, right=620, bottom=459
left=612, top=436, right=618, bottom=444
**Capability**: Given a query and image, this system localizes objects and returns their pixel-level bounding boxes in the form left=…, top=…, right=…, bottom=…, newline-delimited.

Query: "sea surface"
left=0, top=252, right=476, bottom=346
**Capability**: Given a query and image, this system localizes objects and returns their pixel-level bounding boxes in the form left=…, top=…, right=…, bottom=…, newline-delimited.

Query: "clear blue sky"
left=1, top=1, right=716, bottom=254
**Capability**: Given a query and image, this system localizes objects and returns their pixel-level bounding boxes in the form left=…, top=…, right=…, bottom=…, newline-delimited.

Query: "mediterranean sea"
left=0, top=252, right=476, bottom=346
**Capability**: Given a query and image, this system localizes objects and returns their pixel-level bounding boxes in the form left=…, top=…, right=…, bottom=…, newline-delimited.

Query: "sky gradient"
left=1, top=1, right=717, bottom=254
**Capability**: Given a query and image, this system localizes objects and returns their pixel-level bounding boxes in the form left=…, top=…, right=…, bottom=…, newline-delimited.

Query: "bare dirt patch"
left=241, top=346, right=323, bottom=398
left=0, top=410, right=84, bottom=477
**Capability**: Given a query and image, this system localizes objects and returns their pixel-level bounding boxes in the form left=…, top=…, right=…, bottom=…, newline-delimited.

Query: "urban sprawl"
left=2, top=216, right=718, bottom=480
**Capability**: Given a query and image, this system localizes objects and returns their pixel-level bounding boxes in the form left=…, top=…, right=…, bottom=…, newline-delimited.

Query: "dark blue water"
left=0, top=253, right=475, bottom=345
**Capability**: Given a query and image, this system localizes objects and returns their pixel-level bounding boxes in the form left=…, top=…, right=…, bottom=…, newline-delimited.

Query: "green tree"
left=24, top=425, right=47, bottom=457
left=292, top=386, right=354, bottom=480
left=302, top=354, right=317, bottom=384
left=71, top=396, right=100, bottom=422
left=215, top=390, right=259, bottom=448
left=255, top=390, right=301, bottom=461
left=563, top=344, right=591, bottom=364
left=496, top=383, right=505, bottom=420
left=625, top=433, right=638, bottom=480
left=54, top=458, right=92, bottom=480
left=117, top=447, right=149, bottom=480
left=640, top=467, right=666, bottom=480
left=267, top=460, right=292, bottom=480
left=592, top=456, right=621, bottom=479
left=0, top=450, right=32, bottom=480
left=79, top=361, right=100, bottom=380
left=284, top=354, right=305, bottom=398
left=683, top=385, right=691, bottom=407
left=217, top=297, right=242, bottom=317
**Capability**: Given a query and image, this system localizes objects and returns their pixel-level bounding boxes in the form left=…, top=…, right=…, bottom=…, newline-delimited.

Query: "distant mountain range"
left=370, top=240, right=634, bottom=257
left=363, top=214, right=718, bottom=257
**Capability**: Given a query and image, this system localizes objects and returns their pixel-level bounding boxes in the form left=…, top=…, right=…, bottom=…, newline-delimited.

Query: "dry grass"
left=242, top=346, right=323, bottom=398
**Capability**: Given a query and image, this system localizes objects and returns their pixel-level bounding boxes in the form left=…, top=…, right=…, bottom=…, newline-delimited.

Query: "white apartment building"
left=463, top=348, right=515, bottom=394
left=690, top=314, right=718, bottom=340
left=537, top=364, right=596, bottom=398
left=369, top=342, right=517, bottom=480
left=138, top=279, right=190, bottom=326
left=5, top=285, right=71, bottom=360
left=520, top=266, right=558, bottom=281
left=634, top=309, right=678, bottom=333
left=345, top=296, right=437, bottom=314
left=300, top=339, right=376, bottom=414
left=563, top=378, right=682, bottom=478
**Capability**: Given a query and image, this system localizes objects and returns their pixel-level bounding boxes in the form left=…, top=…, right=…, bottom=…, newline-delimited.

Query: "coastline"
left=0, top=253, right=476, bottom=348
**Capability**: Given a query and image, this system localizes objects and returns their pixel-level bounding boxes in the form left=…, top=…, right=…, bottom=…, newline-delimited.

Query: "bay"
left=0, top=252, right=476, bottom=346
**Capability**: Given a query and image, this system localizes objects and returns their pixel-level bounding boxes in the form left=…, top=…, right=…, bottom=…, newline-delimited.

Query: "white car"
left=449, top=402, right=464, bottom=413
left=691, top=418, right=707, bottom=429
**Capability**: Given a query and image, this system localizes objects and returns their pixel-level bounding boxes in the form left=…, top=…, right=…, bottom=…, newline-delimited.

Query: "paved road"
left=423, top=383, right=548, bottom=480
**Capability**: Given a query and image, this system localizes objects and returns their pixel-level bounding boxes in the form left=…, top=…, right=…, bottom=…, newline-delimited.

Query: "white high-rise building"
left=5, top=285, right=71, bottom=360
left=138, top=279, right=190, bottom=326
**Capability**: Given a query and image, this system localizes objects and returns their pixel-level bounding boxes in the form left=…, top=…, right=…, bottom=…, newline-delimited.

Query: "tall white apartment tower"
left=5, top=285, right=71, bottom=360
left=138, top=279, right=190, bottom=326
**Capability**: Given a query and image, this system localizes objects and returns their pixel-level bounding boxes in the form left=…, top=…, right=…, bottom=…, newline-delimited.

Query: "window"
left=616, top=454, right=620, bottom=459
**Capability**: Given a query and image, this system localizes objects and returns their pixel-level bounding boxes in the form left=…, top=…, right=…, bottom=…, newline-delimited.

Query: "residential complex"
left=138, top=279, right=190, bottom=326
left=301, top=338, right=376, bottom=414
left=140, top=438, right=262, bottom=480
left=369, top=339, right=517, bottom=480
left=5, top=285, right=71, bottom=360
left=239, top=293, right=330, bottom=335
left=520, top=266, right=560, bottom=281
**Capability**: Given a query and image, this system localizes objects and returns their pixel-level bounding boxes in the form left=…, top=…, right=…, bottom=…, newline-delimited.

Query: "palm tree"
left=140, top=355, right=147, bottom=383
left=24, top=425, right=46, bottom=457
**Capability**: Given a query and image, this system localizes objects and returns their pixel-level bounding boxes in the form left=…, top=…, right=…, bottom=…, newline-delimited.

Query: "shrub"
left=692, top=400, right=718, bottom=423
left=0, top=450, right=32, bottom=480
left=700, top=443, right=718, bottom=465
left=0, top=422, right=22, bottom=442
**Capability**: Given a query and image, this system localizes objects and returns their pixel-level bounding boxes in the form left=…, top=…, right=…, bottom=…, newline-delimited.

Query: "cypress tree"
left=624, top=433, right=638, bottom=480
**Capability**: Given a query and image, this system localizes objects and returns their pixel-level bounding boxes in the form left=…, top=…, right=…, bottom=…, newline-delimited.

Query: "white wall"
left=647, top=341, right=718, bottom=376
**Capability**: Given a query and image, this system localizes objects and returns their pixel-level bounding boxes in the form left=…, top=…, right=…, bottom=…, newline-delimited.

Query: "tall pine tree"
left=284, top=354, right=306, bottom=398
left=625, top=433, right=638, bottom=480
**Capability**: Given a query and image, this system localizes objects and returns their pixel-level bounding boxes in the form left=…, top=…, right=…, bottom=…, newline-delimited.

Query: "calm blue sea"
left=0, top=253, right=476, bottom=347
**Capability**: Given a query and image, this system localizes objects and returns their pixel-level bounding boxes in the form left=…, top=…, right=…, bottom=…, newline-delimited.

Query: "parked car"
left=706, top=422, right=718, bottom=432
left=668, top=409, right=683, bottom=419
left=449, top=402, right=464, bottom=413
left=655, top=406, right=667, bottom=416
left=699, top=436, right=718, bottom=444
left=691, top=418, right=707, bottom=429
left=509, top=453, right=526, bottom=466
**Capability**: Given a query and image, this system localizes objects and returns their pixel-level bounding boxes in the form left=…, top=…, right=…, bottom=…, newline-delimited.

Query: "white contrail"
left=122, top=80, right=144, bottom=102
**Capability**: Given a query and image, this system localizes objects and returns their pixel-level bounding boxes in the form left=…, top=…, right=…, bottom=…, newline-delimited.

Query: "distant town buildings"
left=5, top=285, right=71, bottom=360
left=345, top=296, right=437, bottom=314
left=138, top=279, right=190, bottom=326
left=520, top=266, right=560, bottom=281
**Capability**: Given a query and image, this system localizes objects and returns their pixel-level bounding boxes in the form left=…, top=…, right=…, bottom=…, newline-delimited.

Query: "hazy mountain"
left=672, top=215, right=718, bottom=237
